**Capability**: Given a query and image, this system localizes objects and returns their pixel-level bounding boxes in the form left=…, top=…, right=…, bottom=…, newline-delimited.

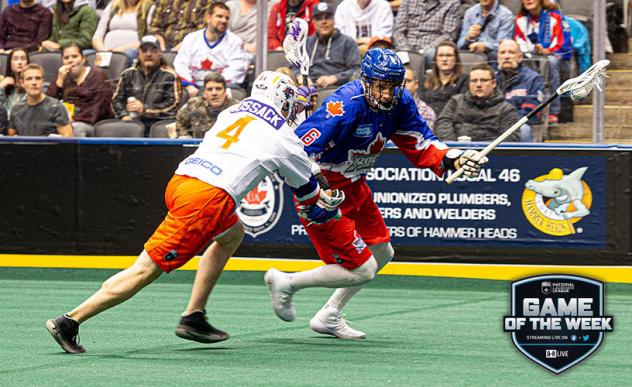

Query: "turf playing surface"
left=0, top=268, right=630, bottom=385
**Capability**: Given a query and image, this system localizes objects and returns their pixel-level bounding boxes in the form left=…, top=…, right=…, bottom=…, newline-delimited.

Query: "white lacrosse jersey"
left=175, top=96, right=314, bottom=203
left=174, top=28, right=250, bottom=87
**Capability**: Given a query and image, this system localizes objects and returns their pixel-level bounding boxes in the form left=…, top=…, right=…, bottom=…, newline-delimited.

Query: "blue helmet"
left=361, top=48, right=405, bottom=111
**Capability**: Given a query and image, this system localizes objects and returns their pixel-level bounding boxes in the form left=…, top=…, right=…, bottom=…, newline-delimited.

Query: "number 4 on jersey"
left=217, top=116, right=256, bottom=149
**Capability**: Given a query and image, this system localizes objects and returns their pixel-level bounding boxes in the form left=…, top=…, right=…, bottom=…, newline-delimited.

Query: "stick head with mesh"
left=557, top=59, right=610, bottom=102
left=283, top=18, right=309, bottom=77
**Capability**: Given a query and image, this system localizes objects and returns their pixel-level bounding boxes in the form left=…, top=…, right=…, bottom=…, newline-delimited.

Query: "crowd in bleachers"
left=0, top=0, right=592, bottom=141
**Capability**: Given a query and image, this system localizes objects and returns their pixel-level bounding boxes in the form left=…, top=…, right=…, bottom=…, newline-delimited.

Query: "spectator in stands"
left=334, top=0, right=394, bottom=55
left=514, top=0, right=572, bottom=124
left=303, top=2, right=361, bottom=88
left=112, top=35, right=180, bottom=135
left=8, top=64, right=73, bottom=137
left=92, top=0, right=154, bottom=63
left=40, top=0, right=96, bottom=9
left=0, top=0, right=52, bottom=53
left=226, top=0, right=257, bottom=55
left=418, top=41, right=468, bottom=116
left=457, top=0, right=514, bottom=61
left=46, top=43, right=113, bottom=137
left=0, top=48, right=30, bottom=114
left=367, top=34, right=392, bottom=51
left=404, top=66, right=436, bottom=129
left=40, top=0, right=98, bottom=52
left=268, top=0, right=319, bottom=50
left=436, top=63, right=519, bottom=142
left=149, top=0, right=212, bottom=51
left=496, top=39, right=544, bottom=142
left=175, top=73, right=238, bottom=138
left=174, top=2, right=250, bottom=97
left=393, top=0, right=460, bottom=65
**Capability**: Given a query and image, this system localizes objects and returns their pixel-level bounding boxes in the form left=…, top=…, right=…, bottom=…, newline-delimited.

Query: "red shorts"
left=297, top=180, right=390, bottom=270
left=145, top=175, right=239, bottom=273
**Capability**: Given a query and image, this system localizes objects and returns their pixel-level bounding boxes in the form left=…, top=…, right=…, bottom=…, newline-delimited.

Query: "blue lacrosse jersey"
left=295, top=80, right=450, bottom=188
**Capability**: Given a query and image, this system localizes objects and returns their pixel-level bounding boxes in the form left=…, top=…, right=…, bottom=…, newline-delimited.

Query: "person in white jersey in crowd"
left=174, top=1, right=250, bottom=97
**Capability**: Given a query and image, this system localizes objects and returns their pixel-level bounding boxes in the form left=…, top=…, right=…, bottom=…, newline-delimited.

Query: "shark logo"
left=521, top=167, right=592, bottom=236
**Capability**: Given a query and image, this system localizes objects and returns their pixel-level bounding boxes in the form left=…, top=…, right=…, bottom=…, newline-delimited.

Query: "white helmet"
left=251, top=71, right=298, bottom=121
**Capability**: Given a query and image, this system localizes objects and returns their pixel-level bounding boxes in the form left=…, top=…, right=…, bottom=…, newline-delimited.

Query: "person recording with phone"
left=457, top=0, right=514, bottom=61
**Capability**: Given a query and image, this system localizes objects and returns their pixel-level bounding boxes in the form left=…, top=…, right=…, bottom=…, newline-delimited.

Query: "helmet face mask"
left=361, top=48, right=405, bottom=111
left=362, top=77, right=404, bottom=111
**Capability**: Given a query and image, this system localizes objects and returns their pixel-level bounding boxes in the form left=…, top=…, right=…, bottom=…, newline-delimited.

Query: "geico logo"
left=184, top=157, right=223, bottom=175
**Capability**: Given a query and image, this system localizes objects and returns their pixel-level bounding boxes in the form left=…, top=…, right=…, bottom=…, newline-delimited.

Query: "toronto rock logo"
left=521, top=167, right=592, bottom=236
left=237, top=175, right=284, bottom=238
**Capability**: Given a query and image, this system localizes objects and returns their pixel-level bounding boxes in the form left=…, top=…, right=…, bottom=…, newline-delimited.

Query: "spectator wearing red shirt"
left=268, top=0, right=318, bottom=50
left=514, top=0, right=571, bottom=121
left=0, top=0, right=52, bottom=53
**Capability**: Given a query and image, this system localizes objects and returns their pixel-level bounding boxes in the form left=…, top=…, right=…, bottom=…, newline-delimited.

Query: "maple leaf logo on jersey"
left=237, top=176, right=284, bottom=238
left=344, top=132, right=386, bottom=175
left=244, top=185, right=267, bottom=205
left=366, top=134, right=386, bottom=154
left=200, top=58, right=214, bottom=70
left=325, top=101, right=345, bottom=118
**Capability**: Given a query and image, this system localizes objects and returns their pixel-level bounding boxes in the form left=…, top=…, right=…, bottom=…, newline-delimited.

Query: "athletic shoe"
left=264, top=268, right=296, bottom=322
left=46, top=314, right=86, bottom=354
left=175, top=310, right=229, bottom=343
left=309, top=306, right=366, bottom=339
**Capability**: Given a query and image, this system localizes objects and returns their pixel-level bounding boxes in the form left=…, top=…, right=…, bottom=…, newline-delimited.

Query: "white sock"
left=323, top=243, right=394, bottom=311
left=326, top=287, right=362, bottom=310
left=288, top=258, right=377, bottom=290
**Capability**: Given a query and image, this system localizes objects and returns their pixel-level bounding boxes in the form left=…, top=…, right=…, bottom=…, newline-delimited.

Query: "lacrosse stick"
left=283, top=18, right=314, bottom=115
left=446, top=59, right=610, bottom=184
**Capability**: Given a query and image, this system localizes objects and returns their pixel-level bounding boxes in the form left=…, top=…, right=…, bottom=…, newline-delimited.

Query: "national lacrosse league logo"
left=541, top=281, right=551, bottom=295
left=237, top=175, right=284, bottom=238
left=504, top=275, right=614, bottom=374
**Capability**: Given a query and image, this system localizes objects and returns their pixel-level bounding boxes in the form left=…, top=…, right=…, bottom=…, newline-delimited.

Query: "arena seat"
left=149, top=120, right=175, bottom=138
left=86, top=52, right=129, bottom=82
left=94, top=119, right=145, bottom=137
left=228, top=87, right=248, bottom=101
left=161, top=51, right=177, bottom=68
left=459, top=51, right=488, bottom=74
left=0, top=54, right=7, bottom=75
left=29, top=52, right=63, bottom=85
left=404, top=51, right=425, bottom=85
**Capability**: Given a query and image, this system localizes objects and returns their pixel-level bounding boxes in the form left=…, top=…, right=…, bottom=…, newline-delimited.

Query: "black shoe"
left=46, top=314, right=86, bottom=354
left=175, top=310, right=229, bottom=344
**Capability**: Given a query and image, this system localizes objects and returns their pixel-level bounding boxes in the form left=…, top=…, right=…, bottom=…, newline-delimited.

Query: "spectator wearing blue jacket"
left=495, top=39, right=545, bottom=142
left=458, top=0, right=514, bottom=61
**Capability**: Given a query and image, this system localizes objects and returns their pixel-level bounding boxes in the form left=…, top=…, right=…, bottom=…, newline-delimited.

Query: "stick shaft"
left=445, top=92, right=560, bottom=184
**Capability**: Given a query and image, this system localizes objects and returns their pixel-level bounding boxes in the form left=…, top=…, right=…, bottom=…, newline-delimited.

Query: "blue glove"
left=300, top=204, right=340, bottom=225
left=297, top=189, right=344, bottom=225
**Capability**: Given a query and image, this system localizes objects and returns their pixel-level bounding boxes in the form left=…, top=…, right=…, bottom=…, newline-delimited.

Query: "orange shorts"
left=145, top=175, right=239, bottom=272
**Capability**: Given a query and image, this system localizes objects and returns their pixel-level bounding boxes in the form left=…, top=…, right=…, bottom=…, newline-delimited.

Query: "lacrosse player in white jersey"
left=46, top=71, right=344, bottom=354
